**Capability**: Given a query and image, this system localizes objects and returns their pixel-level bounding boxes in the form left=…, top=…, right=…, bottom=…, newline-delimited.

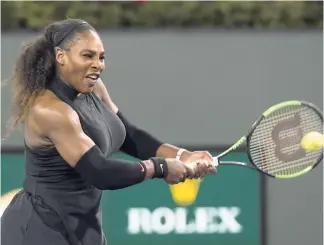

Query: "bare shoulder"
left=30, top=90, right=80, bottom=131
left=27, top=90, right=95, bottom=167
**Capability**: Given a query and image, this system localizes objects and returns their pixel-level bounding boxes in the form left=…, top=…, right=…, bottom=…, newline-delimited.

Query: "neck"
left=56, top=72, right=73, bottom=88
left=48, top=76, right=79, bottom=102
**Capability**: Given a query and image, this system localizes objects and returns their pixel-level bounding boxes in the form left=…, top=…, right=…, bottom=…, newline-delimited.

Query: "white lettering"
left=207, top=207, right=242, bottom=233
left=127, top=208, right=152, bottom=234
left=174, top=207, right=189, bottom=233
left=151, top=207, right=174, bottom=234
left=195, top=207, right=209, bottom=233
left=126, top=206, right=242, bottom=235
left=218, top=207, right=242, bottom=233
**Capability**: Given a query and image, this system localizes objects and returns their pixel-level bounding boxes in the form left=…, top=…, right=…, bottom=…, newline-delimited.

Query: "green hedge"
left=1, top=1, right=322, bottom=31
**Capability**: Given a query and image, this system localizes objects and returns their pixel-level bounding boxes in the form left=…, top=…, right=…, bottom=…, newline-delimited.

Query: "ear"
left=55, top=47, right=66, bottom=66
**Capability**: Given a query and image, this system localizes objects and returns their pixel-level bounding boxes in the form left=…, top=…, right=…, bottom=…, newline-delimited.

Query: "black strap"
left=149, top=157, right=168, bottom=178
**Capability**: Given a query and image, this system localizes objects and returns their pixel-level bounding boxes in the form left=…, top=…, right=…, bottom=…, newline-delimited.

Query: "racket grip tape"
left=213, top=157, right=219, bottom=167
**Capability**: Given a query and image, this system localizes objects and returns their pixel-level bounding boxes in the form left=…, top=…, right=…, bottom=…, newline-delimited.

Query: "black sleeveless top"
left=23, top=77, right=126, bottom=245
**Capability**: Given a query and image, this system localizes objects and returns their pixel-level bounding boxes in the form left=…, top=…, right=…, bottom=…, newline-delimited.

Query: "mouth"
left=85, top=73, right=100, bottom=83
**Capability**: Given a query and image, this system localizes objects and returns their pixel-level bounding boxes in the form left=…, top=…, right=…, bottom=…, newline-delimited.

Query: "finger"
left=201, top=160, right=210, bottom=176
left=206, top=156, right=215, bottom=167
left=197, top=160, right=206, bottom=179
left=204, top=156, right=217, bottom=173
left=165, top=180, right=173, bottom=185
left=197, top=162, right=207, bottom=178
left=171, top=180, right=180, bottom=185
left=184, top=170, right=195, bottom=180
left=196, top=153, right=214, bottom=167
left=188, top=161, right=199, bottom=179
left=202, top=151, right=214, bottom=161
left=180, top=175, right=187, bottom=183
left=180, top=173, right=187, bottom=182
left=199, top=159, right=216, bottom=176
left=208, top=166, right=217, bottom=174
left=195, top=160, right=206, bottom=174
left=184, top=163, right=196, bottom=178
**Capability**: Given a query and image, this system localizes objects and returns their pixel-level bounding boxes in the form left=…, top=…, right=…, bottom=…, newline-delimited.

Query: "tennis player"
left=1, top=19, right=217, bottom=245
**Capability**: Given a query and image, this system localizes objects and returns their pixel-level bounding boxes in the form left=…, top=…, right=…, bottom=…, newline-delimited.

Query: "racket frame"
left=216, top=100, right=323, bottom=179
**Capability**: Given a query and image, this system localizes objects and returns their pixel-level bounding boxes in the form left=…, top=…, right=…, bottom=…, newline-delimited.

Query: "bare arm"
left=36, top=101, right=155, bottom=189
left=156, top=144, right=192, bottom=161
left=44, top=103, right=95, bottom=166
left=94, top=79, right=192, bottom=160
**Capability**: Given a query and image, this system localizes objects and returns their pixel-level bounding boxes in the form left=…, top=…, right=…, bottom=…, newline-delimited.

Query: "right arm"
left=38, top=102, right=156, bottom=190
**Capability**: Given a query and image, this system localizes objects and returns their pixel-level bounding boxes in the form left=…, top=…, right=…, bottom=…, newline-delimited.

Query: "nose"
left=91, top=58, right=104, bottom=71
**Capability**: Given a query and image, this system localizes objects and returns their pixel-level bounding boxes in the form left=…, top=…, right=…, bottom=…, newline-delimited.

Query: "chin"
left=79, top=86, right=93, bottom=94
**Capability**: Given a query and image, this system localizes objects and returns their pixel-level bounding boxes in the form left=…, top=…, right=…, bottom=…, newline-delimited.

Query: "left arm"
left=93, top=79, right=192, bottom=160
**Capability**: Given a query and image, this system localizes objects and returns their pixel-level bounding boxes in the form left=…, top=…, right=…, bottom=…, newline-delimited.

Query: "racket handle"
left=212, top=157, right=219, bottom=167
left=189, top=157, right=248, bottom=167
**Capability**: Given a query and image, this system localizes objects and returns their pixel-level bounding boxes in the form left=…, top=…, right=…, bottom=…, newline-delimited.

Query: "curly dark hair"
left=7, top=19, right=95, bottom=133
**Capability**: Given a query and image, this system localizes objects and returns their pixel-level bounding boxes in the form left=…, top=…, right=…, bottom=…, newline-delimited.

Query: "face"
left=55, top=30, right=105, bottom=93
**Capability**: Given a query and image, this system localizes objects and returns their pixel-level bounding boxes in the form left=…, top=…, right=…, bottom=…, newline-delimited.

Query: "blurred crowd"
left=2, top=1, right=322, bottom=31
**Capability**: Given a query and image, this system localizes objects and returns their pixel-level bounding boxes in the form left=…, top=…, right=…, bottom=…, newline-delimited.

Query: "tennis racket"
left=211, top=100, right=323, bottom=179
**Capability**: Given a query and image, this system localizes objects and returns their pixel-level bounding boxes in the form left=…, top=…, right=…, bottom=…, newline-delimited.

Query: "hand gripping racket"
left=211, top=100, right=323, bottom=179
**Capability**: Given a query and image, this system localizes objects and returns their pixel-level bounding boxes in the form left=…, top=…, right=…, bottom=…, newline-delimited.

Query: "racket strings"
left=257, top=153, right=319, bottom=173
left=249, top=106, right=322, bottom=176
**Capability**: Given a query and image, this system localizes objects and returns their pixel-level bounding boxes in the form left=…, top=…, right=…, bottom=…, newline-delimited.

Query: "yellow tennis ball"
left=300, top=131, right=324, bottom=151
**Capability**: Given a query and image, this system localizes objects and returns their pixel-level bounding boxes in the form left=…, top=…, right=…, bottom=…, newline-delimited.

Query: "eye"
left=83, top=54, right=92, bottom=58
left=100, top=56, right=105, bottom=61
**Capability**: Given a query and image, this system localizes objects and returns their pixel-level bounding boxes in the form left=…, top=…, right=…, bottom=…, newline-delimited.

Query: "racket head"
left=246, top=100, right=323, bottom=179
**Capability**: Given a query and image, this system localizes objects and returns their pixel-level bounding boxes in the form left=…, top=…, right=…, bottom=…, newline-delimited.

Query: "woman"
left=2, top=19, right=217, bottom=245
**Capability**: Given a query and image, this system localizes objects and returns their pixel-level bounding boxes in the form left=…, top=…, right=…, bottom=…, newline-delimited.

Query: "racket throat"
left=216, top=136, right=247, bottom=159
